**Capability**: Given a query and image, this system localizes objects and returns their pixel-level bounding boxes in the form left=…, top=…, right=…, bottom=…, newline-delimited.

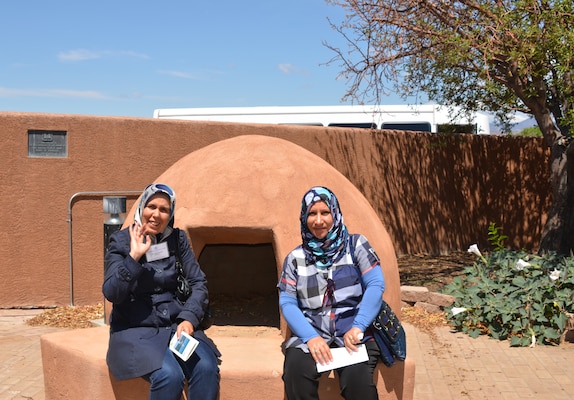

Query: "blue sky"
left=0, top=1, right=413, bottom=118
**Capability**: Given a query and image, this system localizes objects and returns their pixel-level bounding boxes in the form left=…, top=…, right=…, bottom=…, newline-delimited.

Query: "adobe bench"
left=41, top=325, right=415, bottom=399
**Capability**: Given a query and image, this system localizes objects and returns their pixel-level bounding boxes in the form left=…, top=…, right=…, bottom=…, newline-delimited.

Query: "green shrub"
left=517, top=126, right=542, bottom=137
left=442, top=245, right=574, bottom=346
left=487, top=222, right=507, bottom=251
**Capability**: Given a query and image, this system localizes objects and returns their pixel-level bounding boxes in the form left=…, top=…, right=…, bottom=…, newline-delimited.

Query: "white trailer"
left=153, top=104, right=491, bottom=134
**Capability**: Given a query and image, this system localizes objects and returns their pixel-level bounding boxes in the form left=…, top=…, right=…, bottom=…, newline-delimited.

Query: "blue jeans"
left=144, top=340, right=220, bottom=400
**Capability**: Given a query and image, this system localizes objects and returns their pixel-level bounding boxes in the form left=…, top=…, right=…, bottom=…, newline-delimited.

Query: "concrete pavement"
left=0, top=309, right=63, bottom=400
left=406, top=322, right=574, bottom=399
left=1, top=308, right=574, bottom=399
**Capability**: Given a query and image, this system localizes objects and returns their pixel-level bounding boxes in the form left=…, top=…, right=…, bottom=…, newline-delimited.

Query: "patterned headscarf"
left=300, top=186, right=348, bottom=269
left=134, top=183, right=176, bottom=240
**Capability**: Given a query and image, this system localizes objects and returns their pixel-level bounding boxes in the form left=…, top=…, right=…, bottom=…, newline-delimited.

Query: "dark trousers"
left=283, top=341, right=380, bottom=400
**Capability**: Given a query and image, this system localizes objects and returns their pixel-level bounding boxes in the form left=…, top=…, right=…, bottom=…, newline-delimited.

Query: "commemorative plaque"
left=28, top=130, right=67, bottom=157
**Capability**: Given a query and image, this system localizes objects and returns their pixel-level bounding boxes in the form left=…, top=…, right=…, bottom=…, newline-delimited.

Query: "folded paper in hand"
left=169, top=331, right=199, bottom=361
left=316, top=344, right=368, bottom=373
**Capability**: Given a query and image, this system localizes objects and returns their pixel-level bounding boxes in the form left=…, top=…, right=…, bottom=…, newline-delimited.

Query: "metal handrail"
left=67, top=191, right=141, bottom=306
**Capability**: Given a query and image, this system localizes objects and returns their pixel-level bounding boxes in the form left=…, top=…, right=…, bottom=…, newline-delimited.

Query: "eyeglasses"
left=322, top=278, right=335, bottom=308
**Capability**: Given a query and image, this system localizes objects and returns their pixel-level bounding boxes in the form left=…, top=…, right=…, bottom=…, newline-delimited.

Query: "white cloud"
left=278, top=63, right=308, bottom=76
left=58, top=49, right=149, bottom=62
left=0, top=87, right=107, bottom=99
left=117, top=50, right=149, bottom=60
left=158, top=69, right=223, bottom=81
left=158, top=70, right=198, bottom=79
left=58, top=49, right=101, bottom=61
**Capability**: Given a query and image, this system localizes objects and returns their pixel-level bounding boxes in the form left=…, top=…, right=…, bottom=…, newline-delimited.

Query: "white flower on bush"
left=549, top=268, right=561, bottom=281
left=529, top=328, right=536, bottom=348
left=451, top=307, right=468, bottom=316
left=515, top=259, right=531, bottom=271
left=467, top=244, right=482, bottom=257
left=467, top=244, right=488, bottom=263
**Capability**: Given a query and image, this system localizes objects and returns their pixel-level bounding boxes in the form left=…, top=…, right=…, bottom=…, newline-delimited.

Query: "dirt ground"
left=397, top=251, right=474, bottom=293
left=26, top=253, right=474, bottom=329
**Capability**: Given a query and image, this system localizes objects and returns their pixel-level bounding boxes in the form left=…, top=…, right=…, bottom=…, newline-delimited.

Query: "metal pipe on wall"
left=67, top=191, right=141, bottom=306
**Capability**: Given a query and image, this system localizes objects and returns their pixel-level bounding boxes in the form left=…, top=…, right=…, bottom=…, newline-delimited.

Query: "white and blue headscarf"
left=300, top=186, right=348, bottom=269
left=134, top=183, right=176, bottom=241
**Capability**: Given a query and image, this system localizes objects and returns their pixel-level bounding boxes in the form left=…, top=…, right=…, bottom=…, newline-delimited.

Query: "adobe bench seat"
left=41, top=325, right=415, bottom=399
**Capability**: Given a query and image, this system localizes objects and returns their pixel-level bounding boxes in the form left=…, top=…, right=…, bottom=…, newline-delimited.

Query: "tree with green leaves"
left=325, top=0, right=574, bottom=254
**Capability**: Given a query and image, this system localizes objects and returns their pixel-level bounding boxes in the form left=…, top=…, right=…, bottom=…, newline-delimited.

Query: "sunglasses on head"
left=155, top=183, right=174, bottom=197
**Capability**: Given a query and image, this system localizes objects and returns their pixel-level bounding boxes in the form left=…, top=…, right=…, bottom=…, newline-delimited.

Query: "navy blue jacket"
left=103, top=227, right=217, bottom=380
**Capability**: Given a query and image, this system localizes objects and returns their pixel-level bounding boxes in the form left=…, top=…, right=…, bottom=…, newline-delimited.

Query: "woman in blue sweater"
left=278, top=186, right=385, bottom=400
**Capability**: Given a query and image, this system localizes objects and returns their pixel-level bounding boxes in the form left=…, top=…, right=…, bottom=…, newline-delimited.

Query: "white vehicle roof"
left=153, top=104, right=490, bottom=134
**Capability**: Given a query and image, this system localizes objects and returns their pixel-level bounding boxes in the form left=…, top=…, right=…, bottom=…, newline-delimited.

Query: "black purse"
left=370, top=300, right=407, bottom=367
left=173, top=229, right=213, bottom=330
left=348, top=234, right=406, bottom=367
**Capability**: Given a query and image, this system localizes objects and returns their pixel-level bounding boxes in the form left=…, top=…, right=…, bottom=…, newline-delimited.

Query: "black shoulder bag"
left=173, top=228, right=213, bottom=330
left=349, top=234, right=406, bottom=367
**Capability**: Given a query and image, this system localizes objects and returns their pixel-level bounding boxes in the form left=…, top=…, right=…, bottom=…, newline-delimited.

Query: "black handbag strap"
left=173, top=228, right=185, bottom=277
left=172, top=228, right=214, bottom=329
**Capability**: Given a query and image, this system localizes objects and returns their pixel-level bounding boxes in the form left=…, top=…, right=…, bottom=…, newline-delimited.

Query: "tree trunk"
left=538, top=141, right=574, bottom=255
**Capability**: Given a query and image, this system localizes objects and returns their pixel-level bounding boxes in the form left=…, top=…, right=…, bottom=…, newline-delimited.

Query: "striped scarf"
left=300, top=186, right=348, bottom=269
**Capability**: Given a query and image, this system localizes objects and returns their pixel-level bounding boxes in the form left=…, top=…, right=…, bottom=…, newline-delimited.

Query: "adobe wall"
left=0, top=112, right=550, bottom=307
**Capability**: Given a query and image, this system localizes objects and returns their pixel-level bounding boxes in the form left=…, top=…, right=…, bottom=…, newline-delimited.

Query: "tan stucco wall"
left=0, top=112, right=550, bottom=307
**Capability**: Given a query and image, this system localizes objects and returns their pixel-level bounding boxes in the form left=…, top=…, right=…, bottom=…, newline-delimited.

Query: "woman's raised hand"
left=128, top=222, right=151, bottom=261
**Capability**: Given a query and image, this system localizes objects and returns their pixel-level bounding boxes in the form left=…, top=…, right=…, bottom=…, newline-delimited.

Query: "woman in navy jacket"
left=103, top=183, right=220, bottom=400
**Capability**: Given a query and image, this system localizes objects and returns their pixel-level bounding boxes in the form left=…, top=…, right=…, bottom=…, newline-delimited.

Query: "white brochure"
left=316, top=344, right=369, bottom=373
left=169, top=331, right=199, bottom=361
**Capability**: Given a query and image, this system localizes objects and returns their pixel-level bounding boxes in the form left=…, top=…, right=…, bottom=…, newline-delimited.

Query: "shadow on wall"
left=317, top=130, right=550, bottom=254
